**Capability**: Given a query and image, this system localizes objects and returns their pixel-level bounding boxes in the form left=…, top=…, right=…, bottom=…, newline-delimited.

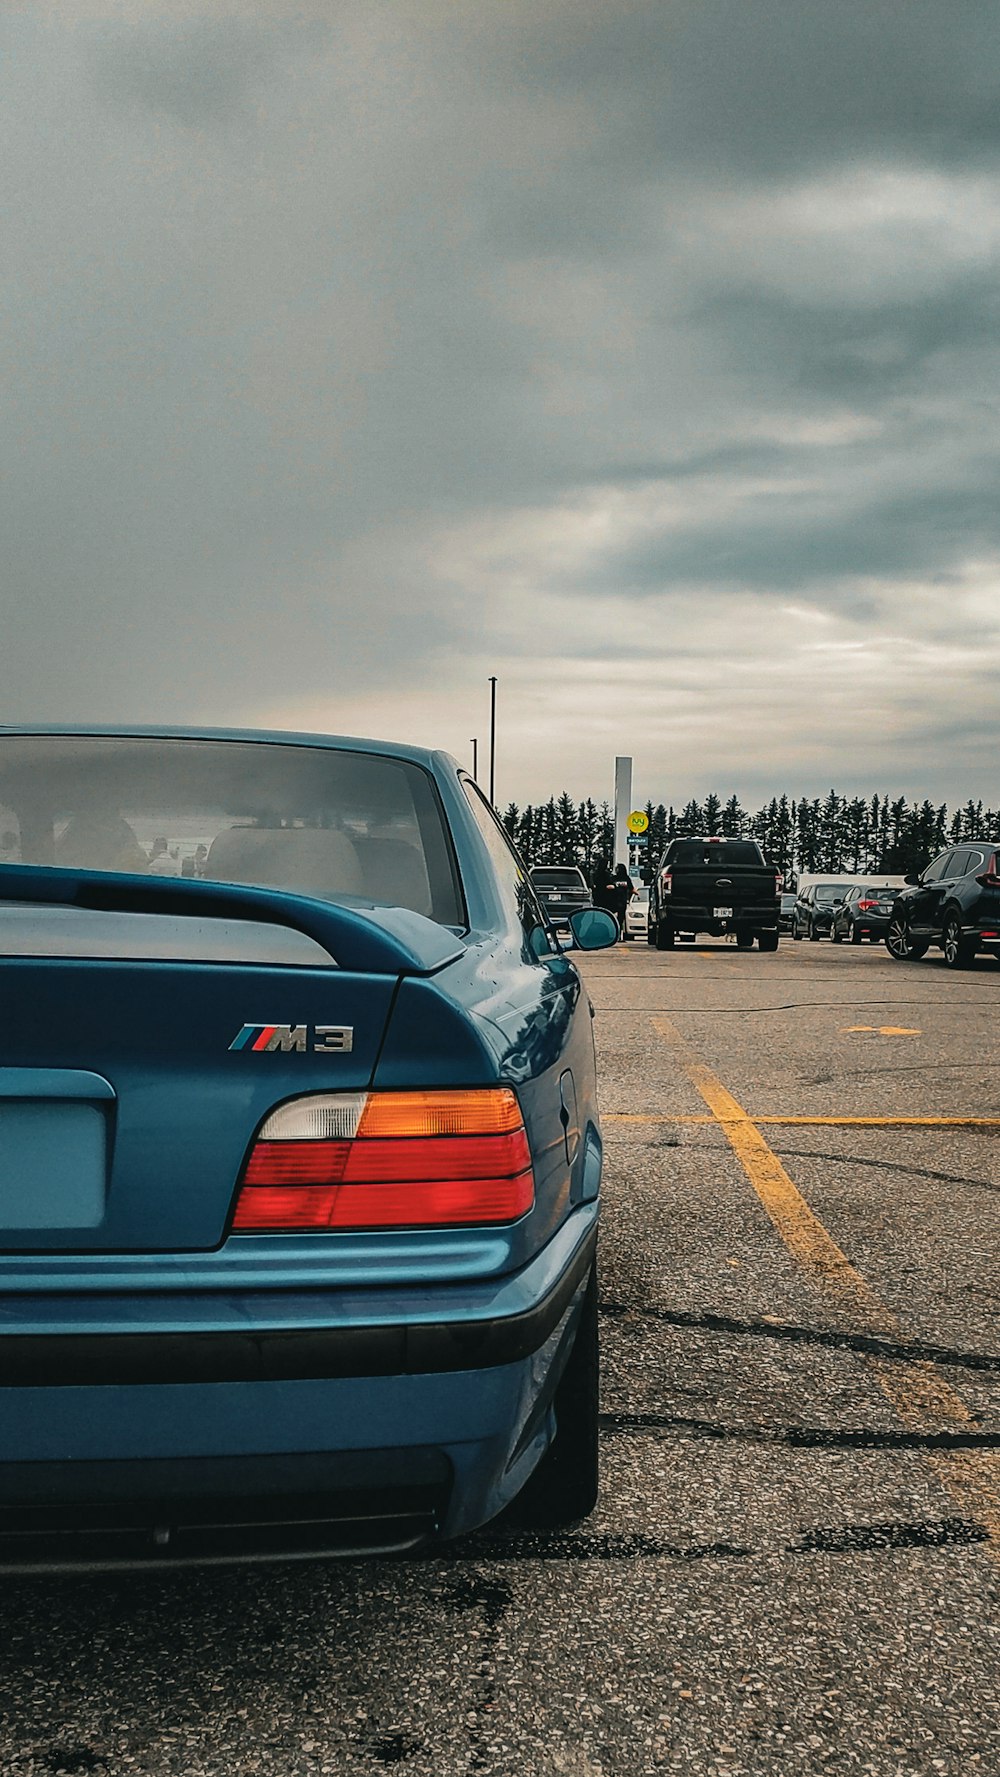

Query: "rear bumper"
left=660, top=902, right=779, bottom=933
left=0, top=1210, right=597, bottom=1563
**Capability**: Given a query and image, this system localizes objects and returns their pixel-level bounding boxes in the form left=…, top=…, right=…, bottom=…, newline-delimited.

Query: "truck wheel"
left=655, top=921, right=674, bottom=950
left=758, top=931, right=779, bottom=952
left=507, top=1262, right=599, bottom=1528
left=736, top=931, right=754, bottom=950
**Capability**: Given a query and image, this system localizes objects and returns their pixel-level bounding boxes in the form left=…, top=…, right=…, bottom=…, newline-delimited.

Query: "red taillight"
left=232, top=1089, right=535, bottom=1232
left=661, top=871, right=673, bottom=895
left=976, top=853, right=999, bottom=888
left=856, top=899, right=877, bottom=911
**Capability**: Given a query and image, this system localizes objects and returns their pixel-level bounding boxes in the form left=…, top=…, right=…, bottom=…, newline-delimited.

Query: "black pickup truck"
left=647, top=837, right=781, bottom=951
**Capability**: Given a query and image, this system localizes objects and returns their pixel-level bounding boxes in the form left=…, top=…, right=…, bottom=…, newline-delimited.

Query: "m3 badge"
left=229, top=1023, right=354, bottom=1054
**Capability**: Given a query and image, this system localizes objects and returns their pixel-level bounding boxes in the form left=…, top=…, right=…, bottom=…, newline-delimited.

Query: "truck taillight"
left=661, top=871, right=672, bottom=895
left=231, top=1089, right=534, bottom=1232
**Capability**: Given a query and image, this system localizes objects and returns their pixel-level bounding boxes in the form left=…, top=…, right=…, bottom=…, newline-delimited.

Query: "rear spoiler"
left=0, top=864, right=464, bottom=977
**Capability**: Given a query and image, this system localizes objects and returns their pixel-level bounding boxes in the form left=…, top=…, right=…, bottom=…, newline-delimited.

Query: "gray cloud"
left=1, top=2, right=999, bottom=804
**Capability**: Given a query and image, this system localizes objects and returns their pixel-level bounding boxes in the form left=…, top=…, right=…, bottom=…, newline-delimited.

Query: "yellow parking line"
left=650, top=1014, right=1000, bottom=1554
left=605, top=1114, right=1000, bottom=1128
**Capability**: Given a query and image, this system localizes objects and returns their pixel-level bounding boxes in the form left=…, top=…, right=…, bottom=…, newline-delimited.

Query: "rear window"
left=666, top=840, right=764, bottom=868
left=530, top=868, right=587, bottom=889
left=0, top=735, right=463, bottom=927
left=813, top=884, right=845, bottom=903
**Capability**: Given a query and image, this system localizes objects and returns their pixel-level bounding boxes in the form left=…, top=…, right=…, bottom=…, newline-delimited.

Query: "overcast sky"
left=3, top=1, right=999, bottom=809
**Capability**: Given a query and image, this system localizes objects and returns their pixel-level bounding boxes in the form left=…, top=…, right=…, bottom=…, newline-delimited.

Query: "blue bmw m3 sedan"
left=0, top=727, right=617, bottom=1568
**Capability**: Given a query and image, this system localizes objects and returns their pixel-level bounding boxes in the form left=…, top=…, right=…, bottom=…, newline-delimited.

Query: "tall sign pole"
left=488, top=677, right=498, bottom=805
left=614, top=755, right=632, bottom=868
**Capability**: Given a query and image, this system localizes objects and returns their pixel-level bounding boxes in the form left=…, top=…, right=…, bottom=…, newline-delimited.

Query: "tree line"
left=501, top=792, right=999, bottom=883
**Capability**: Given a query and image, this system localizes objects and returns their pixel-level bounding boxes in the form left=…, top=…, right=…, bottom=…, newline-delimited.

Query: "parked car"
left=778, top=892, right=797, bottom=933
left=648, top=836, right=780, bottom=950
left=831, top=885, right=901, bottom=944
left=529, top=864, right=592, bottom=930
left=624, top=884, right=649, bottom=940
left=792, top=881, right=851, bottom=940
left=0, top=726, right=619, bottom=1567
left=885, top=843, right=1000, bottom=969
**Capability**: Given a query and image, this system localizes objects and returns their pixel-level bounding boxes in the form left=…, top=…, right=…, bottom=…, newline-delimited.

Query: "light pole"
left=470, top=738, right=478, bottom=781
left=488, top=677, right=497, bottom=806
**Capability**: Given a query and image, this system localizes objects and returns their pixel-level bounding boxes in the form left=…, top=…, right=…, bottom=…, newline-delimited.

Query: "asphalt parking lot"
left=1, top=939, right=997, bottom=1776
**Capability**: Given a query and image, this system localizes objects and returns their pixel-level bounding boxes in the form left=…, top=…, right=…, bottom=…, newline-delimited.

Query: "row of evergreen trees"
left=501, top=793, right=998, bottom=881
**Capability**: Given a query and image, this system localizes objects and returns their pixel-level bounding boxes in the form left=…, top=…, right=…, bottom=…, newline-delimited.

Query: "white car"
left=624, top=885, right=649, bottom=940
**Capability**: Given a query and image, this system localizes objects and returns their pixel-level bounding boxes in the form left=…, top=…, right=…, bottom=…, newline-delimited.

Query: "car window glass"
left=461, top=778, right=545, bottom=938
left=667, top=840, right=762, bottom=867
left=0, top=735, right=464, bottom=926
left=947, top=851, right=970, bottom=878
left=920, top=852, right=951, bottom=883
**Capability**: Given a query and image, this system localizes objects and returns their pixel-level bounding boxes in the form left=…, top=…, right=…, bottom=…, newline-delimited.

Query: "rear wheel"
left=886, top=917, right=929, bottom=961
left=758, top=930, right=779, bottom=952
left=792, top=921, right=802, bottom=941
left=808, top=921, right=820, bottom=941
left=655, top=920, right=674, bottom=950
left=508, top=1262, right=599, bottom=1528
left=736, top=931, right=754, bottom=950
left=850, top=926, right=863, bottom=945
left=942, top=912, right=976, bottom=970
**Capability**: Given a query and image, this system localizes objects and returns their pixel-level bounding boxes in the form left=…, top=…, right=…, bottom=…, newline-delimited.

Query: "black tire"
left=808, top=921, right=820, bottom=941
left=792, top=921, right=802, bottom=941
left=850, top=925, right=863, bottom=945
left=831, top=924, right=842, bottom=944
left=508, top=1262, right=599, bottom=1528
left=655, top=919, right=674, bottom=950
left=942, top=911, right=976, bottom=970
left=886, top=916, right=929, bottom=962
left=758, top=931, right=779, bottom=952
left=736, top=931, right=754, bottom=950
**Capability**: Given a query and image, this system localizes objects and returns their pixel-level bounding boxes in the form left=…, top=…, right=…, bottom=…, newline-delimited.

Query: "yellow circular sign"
left=626, top=810, right=649, bottom=835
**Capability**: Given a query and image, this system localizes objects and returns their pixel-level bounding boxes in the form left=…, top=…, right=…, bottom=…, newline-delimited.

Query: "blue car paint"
left=0, top=725, right=605, bottom=1556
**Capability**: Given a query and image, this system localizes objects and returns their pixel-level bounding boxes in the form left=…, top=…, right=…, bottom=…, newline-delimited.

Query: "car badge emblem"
left=229, top=1023, right=354, bottom=1054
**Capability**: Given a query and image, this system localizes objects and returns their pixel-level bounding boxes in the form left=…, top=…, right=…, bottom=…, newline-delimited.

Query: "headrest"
left=204, top=826, right=363, bottom=900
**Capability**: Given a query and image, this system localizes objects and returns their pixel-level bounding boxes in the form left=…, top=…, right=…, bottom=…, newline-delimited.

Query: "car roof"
left=0, top=723, right=456, bottom=775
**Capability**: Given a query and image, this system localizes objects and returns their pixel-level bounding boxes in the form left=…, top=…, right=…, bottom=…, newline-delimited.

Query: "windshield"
left=0, top=735, right=463, bottom=927
left=531, top=868, right=587, bottom=888
left=667, top=840, right=763, bottom=867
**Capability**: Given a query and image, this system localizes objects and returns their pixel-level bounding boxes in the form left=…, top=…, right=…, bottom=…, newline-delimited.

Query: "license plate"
left=549, top=893, right=561, bottom=901
left=0, top=1102, right=106, bottom=1228
left=714, top=906, right=733, bottom=917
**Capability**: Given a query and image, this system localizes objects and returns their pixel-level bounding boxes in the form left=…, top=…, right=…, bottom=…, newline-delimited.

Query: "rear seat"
left=204, top=827, right=363, bottom=900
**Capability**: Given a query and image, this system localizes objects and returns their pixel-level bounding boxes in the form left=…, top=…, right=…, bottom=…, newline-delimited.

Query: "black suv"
left=791, top=882, right=851, bottom=940
left=886, top=844, right=1000, bottom=969
left=830, top=885, right=900, bottom=945
left=529, top=865, right=592, bottom=929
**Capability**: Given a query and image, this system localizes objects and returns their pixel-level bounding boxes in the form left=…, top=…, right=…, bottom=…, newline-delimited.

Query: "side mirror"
left=903, top=872, right=920, bottom=886
left=568, top=906, right=619, bottom=951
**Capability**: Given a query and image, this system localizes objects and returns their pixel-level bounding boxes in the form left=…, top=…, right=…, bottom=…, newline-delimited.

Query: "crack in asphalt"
left=434, top=1519, right=990, bottom=1564
left=771, top=1146, right=1000, bottom=1194
left=599, top=1301, right=1000, bottom=1374
left=599, top=1412, right=1000, bottom=1451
